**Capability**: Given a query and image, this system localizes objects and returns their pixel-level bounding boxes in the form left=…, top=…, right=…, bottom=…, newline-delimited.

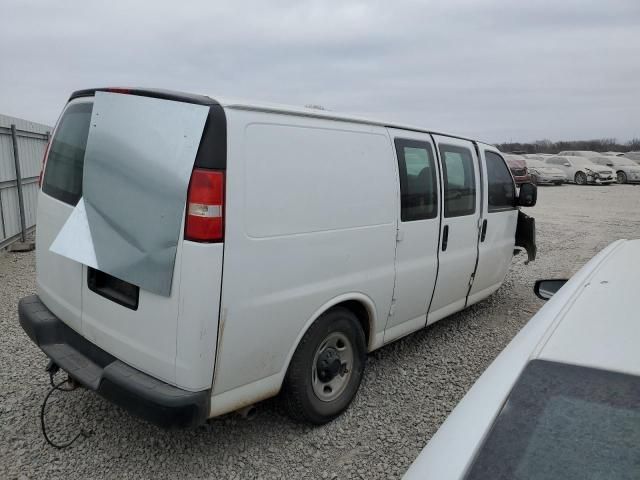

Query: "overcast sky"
left=2, top=0, right=639, bottom=143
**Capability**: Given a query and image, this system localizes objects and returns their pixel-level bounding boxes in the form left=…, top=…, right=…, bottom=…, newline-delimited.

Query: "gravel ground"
left=1, top=184, right=639, bottom=479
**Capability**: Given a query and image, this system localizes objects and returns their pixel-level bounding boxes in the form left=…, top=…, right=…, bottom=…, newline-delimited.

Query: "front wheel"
left=575, top=171, right=587, bottom=185
left=282, top=307, right=366, bottom=424
left=617, top=171, right=627, bottom=184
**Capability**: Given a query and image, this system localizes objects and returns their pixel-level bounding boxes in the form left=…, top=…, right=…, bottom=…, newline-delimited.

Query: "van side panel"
left=175, top=241, right=223, bottom=391
left=214, top=109, right=397, bottom=396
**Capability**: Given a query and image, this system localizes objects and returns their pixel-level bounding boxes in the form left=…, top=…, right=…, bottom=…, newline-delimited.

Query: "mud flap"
left=515, top=210, right=536, bottom=263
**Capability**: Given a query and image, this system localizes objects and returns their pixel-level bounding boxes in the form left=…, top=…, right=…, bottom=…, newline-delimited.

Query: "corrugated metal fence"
left=0, top=113, right=51, bottom=249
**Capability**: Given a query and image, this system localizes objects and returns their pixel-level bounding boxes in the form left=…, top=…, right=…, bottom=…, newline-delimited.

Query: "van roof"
left=70, top=87, right=490, bottom=148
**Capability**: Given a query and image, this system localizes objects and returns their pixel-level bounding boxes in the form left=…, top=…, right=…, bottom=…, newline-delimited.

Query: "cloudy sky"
left=2, top=0, right=639, bottom=143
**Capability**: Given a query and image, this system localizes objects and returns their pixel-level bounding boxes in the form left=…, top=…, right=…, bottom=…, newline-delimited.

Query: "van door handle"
left=442, top=225, right=449, bottom=251
left=481, top=219, right=488, bottom=242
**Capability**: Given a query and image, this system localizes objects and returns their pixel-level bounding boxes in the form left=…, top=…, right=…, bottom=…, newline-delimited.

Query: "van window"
left=485, top=152, right=515, bottom=212
left=395, top=139, right=438, bottom=221
left=42, top=101, right=93, bottom=206
left=440, top=144, right=476, bottom=217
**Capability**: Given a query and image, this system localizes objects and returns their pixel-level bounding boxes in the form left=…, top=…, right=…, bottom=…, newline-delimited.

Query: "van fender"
left=279, top=292, right=379, bottom=383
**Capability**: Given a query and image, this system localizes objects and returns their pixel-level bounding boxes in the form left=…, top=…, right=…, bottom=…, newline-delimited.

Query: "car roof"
left=536, top=239, right=640, bottom=377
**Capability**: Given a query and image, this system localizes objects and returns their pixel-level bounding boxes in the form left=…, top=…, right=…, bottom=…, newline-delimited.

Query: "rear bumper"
left=18, top=295, right=210, bottom=428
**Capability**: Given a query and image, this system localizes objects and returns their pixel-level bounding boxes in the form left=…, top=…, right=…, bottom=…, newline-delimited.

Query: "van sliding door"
left=428, top=136, right=481, bottom=323
left=383, top=129, right=441, bottom=343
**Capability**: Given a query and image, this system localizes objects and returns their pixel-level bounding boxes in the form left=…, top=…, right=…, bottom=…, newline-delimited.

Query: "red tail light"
left=38, top=140, right=51, bottom=188
left=185, top=169, right=225, bottom=242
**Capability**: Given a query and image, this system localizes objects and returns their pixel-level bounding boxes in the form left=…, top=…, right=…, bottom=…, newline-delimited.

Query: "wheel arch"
left=280, top=293, right=378, bottom=383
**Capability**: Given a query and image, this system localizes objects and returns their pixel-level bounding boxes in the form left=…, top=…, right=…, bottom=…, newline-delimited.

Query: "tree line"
left=496, top=138, right=640, bottom=154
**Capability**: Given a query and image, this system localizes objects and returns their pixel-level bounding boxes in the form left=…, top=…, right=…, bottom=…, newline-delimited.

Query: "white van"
left=19, top=88, right=536, bottom=427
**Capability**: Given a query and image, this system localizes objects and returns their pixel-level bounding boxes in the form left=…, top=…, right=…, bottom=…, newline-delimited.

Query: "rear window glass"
left=42, top=101, right=93, bottom=205
left=395, top=139, right=438, bottom=221
left=440, top=144, right=476, bottom=218
left=464, top=360, right=640, bottom=480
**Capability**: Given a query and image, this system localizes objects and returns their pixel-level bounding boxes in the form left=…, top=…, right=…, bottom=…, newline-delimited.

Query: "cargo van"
left=19, top=88, right=536, bottom=427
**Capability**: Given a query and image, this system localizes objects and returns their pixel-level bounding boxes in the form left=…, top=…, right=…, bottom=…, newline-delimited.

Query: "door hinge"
left=396, top=229, right=404, bottom=242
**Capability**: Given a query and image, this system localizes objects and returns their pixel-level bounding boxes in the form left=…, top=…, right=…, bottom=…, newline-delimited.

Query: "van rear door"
left=37, top=99, right=93, bottom=333
left=38, top=89, right=224, bottom=389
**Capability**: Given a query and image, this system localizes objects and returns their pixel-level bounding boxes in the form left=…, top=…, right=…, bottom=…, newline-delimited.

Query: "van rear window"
left=42, top=101, right=93, bottom=206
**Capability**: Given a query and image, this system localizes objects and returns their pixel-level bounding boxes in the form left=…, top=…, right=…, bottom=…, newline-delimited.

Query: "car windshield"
left=610, top=158, right=636, bottom=166
left=525, top=159, right=547, bottom=168
left=570, top=157, right=597, bottom=166
left=464, top=360, right=640, bottom=480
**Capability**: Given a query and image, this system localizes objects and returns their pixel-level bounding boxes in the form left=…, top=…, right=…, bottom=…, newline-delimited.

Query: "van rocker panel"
left=18, top=295, right=209, bottom=428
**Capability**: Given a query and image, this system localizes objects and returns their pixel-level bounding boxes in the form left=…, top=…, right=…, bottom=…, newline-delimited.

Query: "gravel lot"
left=1, top=184, right=639, bottom=479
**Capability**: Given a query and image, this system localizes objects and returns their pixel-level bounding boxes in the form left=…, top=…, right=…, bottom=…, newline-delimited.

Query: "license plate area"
left=88, top=267, right=139, bottom=310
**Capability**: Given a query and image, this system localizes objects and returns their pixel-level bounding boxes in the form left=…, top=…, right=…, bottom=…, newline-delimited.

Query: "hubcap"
left=617, top=172, right=626, bottom=183
left=311, top=332, right=353, bottom=402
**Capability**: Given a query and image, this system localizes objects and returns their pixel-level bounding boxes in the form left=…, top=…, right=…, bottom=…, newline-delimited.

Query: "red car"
left=503, top=154, right=532, bottom=185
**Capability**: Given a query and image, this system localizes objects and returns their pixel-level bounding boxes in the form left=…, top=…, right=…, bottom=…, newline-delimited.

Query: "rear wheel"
left=282, top=307, right=366, bottom=424
left=617, top=171, right=627, bottom=184
left=574, top=171, right=587, bottom=185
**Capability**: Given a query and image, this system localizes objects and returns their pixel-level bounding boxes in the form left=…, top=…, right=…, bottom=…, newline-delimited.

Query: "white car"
left=18, top=87, right=537, bottom=428
left=545, top=155, right=616, bottom=185
left=591, top=155, right=640, bottom=184
left=404, top=239, right=640, bottom=480
left=523, top=158, right=566, bottom=185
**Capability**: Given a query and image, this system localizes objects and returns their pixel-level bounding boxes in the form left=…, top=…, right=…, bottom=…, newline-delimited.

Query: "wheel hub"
left=316, top=347, right=342, bottom=382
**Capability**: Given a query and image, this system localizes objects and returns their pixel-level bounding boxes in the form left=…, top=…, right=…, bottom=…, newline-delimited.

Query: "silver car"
left=524, top=159, right=567, bottom=185
left=591, top=156, right=640, bottom=184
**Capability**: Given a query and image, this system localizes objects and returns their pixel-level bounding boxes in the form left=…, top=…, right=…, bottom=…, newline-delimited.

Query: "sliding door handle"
left=442, top=225, right=449, bottom=251
left=481, top=219, right=488, bottom=242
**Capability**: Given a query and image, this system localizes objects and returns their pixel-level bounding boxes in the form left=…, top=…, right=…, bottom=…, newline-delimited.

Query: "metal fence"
left=0, top=113, right=51, bottom=249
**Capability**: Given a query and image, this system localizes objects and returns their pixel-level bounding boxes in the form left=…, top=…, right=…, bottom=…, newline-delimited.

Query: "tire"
left=617, top=171, right=627, bottom=184
left=574, top=171, right=587, bottom=185
left=282, top=307, right=366, bottom=424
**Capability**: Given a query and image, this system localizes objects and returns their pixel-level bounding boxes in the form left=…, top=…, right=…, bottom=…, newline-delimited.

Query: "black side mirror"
left=518, top=182, right=537, bottom=207
left=534, top=279, right=568, bottom=300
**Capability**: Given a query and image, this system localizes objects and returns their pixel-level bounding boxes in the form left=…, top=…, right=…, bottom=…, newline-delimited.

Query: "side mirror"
left=517, top=182, right=537, bottom=207
left=534, top=279, right=568, bottom=300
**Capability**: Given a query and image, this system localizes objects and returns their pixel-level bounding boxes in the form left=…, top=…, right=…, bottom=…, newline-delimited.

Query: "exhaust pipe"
left=236, top=405, right=257, bottom=420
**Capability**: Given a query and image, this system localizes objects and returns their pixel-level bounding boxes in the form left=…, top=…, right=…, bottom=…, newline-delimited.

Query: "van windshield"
left=42, top=101, right=93, bottom=205
left=464, top=360, right=640, bottom=480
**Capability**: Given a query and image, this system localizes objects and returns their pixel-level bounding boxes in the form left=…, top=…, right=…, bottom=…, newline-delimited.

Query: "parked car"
left=602, top=151, right=625, bottom=157
left=591, top=156, right=640, bottom=184
left=404, top=239, right=640, bottom=480
left=523, top=158, right=566, bottom=185
left=545, top=155, right=616, bottom=185
left=623, top=151, right=640, bottom=164
left=502, top=154, right=532, bottom=185
left=18, top=87, right=537, bottom=428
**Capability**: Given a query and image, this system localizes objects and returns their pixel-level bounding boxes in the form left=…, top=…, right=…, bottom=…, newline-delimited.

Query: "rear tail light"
left=38, top=139, right=51, bottom=188
left=185, top=168, right=225, bottom=242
